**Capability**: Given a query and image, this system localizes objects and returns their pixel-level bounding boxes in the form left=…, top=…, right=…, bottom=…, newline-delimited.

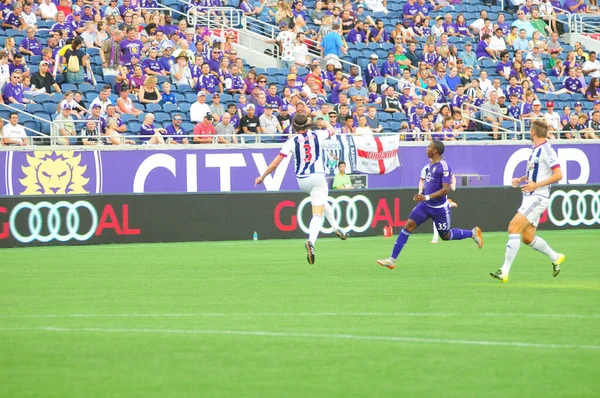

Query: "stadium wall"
left=0, top=143, right=599, bottom=195
left=0, top=186, right=598, bottom=248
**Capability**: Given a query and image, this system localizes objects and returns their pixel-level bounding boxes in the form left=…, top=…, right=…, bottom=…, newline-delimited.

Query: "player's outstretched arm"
left=521, top=167, right=562, bottom=193
left=255, top=154, right=285, bottom=186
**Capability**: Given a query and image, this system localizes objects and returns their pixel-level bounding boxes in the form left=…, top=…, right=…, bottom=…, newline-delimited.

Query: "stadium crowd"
left=0, top=0, right=599, bottom=146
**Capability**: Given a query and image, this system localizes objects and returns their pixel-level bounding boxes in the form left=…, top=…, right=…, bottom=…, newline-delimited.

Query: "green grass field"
left=1, top=230, right=599, bottom=397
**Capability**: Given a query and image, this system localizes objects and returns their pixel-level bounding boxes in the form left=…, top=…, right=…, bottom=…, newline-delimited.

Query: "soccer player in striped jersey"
left=491, top=121, right=566, bottom=283
left=255, top=114, right=347, bottom=264
left=377, top=141, right=484, bottom=270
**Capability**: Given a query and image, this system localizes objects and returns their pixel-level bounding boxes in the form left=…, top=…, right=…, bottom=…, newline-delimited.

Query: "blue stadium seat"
left=184, top=92, right=197, bottom=103
left=179, top=103, right=192, bottom=113
left=120, top=113, right=137, bottom=123
left=62, top=83, right=78, bottom=92
left=127, top=121, right=142, bottom=133
left=44, top=102, right=58, bottom=114
left=163, top=103, right=178, bottom=113
left=146, top=103, right=162, bottom=113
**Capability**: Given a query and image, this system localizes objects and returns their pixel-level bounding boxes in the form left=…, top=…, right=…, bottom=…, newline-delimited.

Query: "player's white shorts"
left=518, top=195, right=549, bottom=227
left=297, top=174, right=328, bottom=206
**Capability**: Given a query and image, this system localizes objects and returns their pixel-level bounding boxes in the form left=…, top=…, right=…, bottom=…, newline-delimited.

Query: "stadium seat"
left=146, top=104, right=162, bottom=113
left=163, top=103, right=179, bottom=113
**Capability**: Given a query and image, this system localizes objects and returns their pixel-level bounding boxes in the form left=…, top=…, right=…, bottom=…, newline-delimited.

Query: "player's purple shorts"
left=408, top=202, right=451, bottom=234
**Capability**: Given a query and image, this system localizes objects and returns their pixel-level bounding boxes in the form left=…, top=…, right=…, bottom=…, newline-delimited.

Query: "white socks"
left=528, top=236, right=560, bottom=263
left=501, top=234, right=521, bottom=275
left=323, top=202, right=341, bottom=230
left=432, top=222, right=439, bottom=242
left=308, top=214, right=323, bottom=245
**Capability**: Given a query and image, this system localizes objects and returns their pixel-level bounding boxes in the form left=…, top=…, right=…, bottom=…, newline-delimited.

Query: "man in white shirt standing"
left=582, top=51, right=600, bottom=79
left=2, top=112, right=28, bottom=146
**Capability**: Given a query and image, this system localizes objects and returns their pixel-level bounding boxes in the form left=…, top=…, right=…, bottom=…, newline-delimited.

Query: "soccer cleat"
left=430, top=239, right=438, bottom=244
left=490, top=269, right=508, bottom=283
left=334, top=229, right=348, bottom=240
left=552, top=254, right=565, bottom=277
left=377, top=257, right=396, bottom=269
left=472, top=227, right=484, bottom=249
left=305, top=240, right=315, bottom=264
left=448, top=199, right=458, bottom=208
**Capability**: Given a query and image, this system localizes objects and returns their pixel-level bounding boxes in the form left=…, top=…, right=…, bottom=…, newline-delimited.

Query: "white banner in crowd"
left=322, top=135, right=400, bottom=175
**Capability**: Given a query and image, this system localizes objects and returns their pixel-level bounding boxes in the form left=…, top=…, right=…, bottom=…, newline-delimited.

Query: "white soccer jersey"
left=280, top=129, right=331, bottom=178
left=525, top=141, right=560, bottom=198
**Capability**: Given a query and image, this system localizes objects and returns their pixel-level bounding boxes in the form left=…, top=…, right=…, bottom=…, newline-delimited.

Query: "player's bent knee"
left=440, top=232, right=451, bottom=241
left=404, top=219, right=417, bottom=232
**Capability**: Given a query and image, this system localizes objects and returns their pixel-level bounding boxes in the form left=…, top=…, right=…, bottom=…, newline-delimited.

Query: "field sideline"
left=1, top=230, right=599, bottom=397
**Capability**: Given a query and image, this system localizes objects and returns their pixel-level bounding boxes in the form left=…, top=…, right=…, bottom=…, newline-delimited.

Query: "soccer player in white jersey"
left=418, top=163, right=458, bottom=244
left=491, top=120, right=566, bottom=283
left=255, top=114, right=348, bottom=264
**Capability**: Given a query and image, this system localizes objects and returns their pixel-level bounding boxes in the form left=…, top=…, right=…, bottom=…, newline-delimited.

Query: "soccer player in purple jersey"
left=377, top=141, right=484, bottom=269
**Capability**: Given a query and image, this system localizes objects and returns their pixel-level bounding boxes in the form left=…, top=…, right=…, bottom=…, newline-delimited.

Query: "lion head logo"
left=19, top=151, right=90, bottom=195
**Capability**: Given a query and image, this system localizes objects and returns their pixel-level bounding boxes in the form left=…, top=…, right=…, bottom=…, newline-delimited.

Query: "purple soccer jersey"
left=408, top=160, right=453, bottom=233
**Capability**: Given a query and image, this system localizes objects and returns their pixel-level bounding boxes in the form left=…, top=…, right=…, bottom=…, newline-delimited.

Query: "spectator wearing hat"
left=277, top=104, right=292, bottom=136
left=208, top=92, right=225, bottom=122
left=193, top=113, right=219, bottom=144
left=190, top=91, right=211, bottom=123
left=170, top=53, right=193, bottom=86
left=240, top=103, right=261, bottom=143
left=348, top=76, right=368, bottom=103
left=53, top=104, right=76, bottom=145
left=265, top=21, right=295, bottom=67
left=534, top=70, right=555, bottom=93
left=31, top=61, right=61, bottom=94
left=458, top=42, right=477, bottom=70
left=365, top=53, right=381, bottom=84
left=164, top=114, right=189, bottom=145
left=544, top=101, right=561, bottom=131
left=259, top=103, right=283, bottom=142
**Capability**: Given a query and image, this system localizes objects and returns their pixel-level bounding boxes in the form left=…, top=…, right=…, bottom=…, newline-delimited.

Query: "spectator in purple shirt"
left=207, top=47, right=221, bottom=73
left=370, top=19, right=390, bottom=43
left=120, top=27, right=146, bottom=66
left=3, top=72, right=33, bottom=104
left=476, top=35, right=497, bottom=60
left=381, top=52, right=401, bottom=78
left=554, top=67, right=587, bottom=95
left=66, top=11, right=86, bottom=38
left=403, top=0, right=420, bottom=20
left=346, top=20, right=368, bottom=44
left=2, top=2, right=23, bottom=30
left=563, top=0, right=588, bottom=13
left=19, top=28, right=43, bottom=57
left=365, top=53, right=381, bottom=84
left=139, top=113, right=166, bottom=145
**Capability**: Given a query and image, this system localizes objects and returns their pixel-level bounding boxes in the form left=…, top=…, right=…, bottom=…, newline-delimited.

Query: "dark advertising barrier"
left=0, top=185, right=598, bottom=248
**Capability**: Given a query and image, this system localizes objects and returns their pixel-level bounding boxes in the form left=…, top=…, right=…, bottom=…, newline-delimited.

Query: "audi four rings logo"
left=296, top=195, right=374, bottom=234
left=547, top=189, right=600, bottom=227
left=9, top=201, right=99, bottom=243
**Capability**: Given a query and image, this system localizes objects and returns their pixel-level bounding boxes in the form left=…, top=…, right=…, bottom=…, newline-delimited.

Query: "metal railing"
left=0, top=103, right=57, bottom=141
left=186, top=6, right=243, bottom=29
left=461, top=103, right=525, bottom=140
left=570, top=14, right=600, bottom=34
